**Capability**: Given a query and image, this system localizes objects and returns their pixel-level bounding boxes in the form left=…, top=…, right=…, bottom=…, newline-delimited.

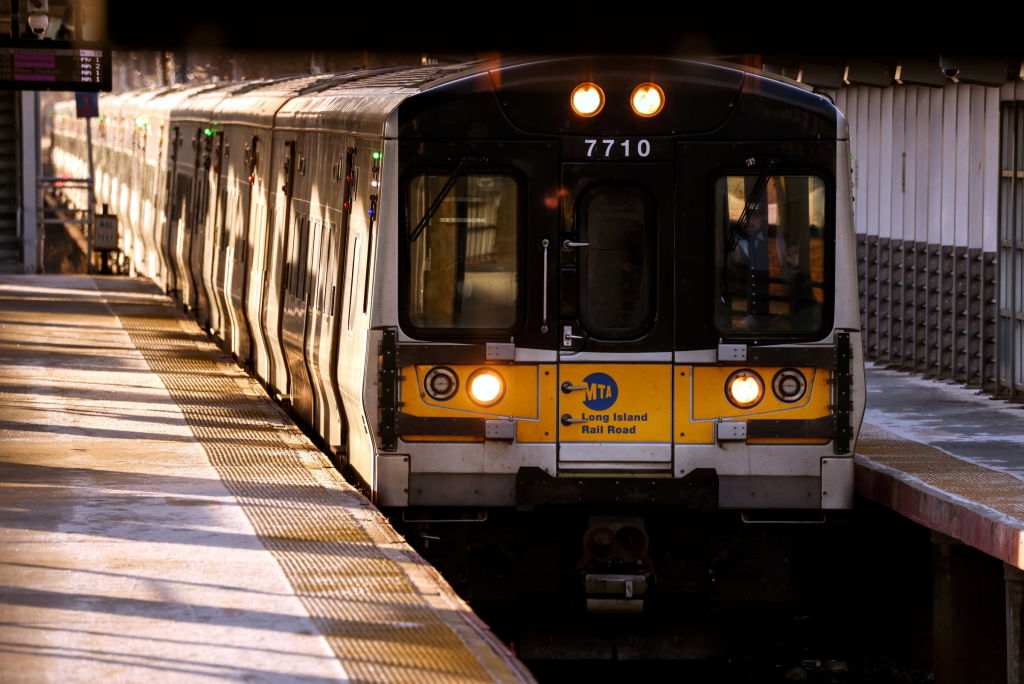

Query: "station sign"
left=0, top=40, right=111, bottom=91
left=75, top=92, right=98, bottom=118
left=93, top=213, right=117, bottom=250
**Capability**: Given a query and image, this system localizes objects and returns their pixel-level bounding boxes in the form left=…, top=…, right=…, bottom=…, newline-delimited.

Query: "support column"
left=932, top=531, right=1004, bottom=683
left=1006, top=564, right=1024, bottom=684
left=19, top=91, right=39, bottom=274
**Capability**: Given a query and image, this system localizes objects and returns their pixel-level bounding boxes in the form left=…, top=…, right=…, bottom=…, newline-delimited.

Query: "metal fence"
left=37, top=176, right=93, bottom=273
left=999, top=101, right=1024, bottom=400
left=829, top=83, right=1023, bottom=399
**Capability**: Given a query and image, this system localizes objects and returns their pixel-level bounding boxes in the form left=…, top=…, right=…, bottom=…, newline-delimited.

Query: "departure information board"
left=0, top=41, right=111, bottom=91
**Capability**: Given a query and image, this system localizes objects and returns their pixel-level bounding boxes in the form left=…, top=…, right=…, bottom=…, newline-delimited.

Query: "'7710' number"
left=584, top=138, right=651, bottom=158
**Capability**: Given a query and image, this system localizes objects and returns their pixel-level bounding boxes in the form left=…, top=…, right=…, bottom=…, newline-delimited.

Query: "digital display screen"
left=0, top=42, right=111, bottom=91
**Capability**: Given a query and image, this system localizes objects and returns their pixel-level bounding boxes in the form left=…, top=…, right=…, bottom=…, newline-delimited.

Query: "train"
left=52, top=55, right=866, bottom=658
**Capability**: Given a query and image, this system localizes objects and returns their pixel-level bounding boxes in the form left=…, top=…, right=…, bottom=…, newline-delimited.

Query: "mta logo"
left=582, top=372, right=618, bottom=411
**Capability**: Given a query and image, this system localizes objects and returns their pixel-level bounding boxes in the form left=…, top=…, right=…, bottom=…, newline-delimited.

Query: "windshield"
left=714, top=175, right=827, bottom=333
left=406, top=173, right=519, bottom=330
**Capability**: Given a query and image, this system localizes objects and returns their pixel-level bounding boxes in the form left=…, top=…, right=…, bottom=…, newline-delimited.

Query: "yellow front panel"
left=398, top=363, right=557, bottom=443
left=402, top=364, right=541, bottom=418
left=559, top=364, right=672, bottom=442
left=675, top=366, right=831, bottom=445
left=690, top=366, right=830, bottom=420
left=517, top=365, right=557, bottom=443
left=673, top=366, right=714, bottom=444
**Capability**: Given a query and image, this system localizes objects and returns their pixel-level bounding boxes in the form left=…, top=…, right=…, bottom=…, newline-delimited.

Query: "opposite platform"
left=0, top=275, right=531, bottom=683
left=856, top=365, right=1024, bottom=569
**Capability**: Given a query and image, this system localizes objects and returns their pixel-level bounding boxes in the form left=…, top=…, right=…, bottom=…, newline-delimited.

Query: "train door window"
left=287, top=213, right=301, bottom=297
left=309, top=219, right=322, bottom=310
left=347, top=235, right=361, bottom=330
left=318, top=221, right=331, bottom=313
left=219, top=186, right=229, bottom=251
left=298, top=217, right=310, bottom=302
left=713, top=175, right=827, bottom=334
left=578, top=186, right=654, bottom=339
left=327, top=222, right=338, bottom=316
left=405, top=173, right=519, bottom=331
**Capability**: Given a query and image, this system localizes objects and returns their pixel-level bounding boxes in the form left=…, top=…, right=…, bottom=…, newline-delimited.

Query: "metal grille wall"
left=831, top=84, right=1003, bottom=393
left=999, top=102, right=1024, bottom=399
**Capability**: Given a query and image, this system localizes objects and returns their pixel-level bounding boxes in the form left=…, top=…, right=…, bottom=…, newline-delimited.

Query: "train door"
left=187, top=128, right=210, bottom=321
left=556, top=161, right=675, bottom=473
left=282, top=210, right=315, bottom=423
left=228, top=133, right=256, bottom=365
left=262, top=138, right=296, bottom=396
left=246, top=136, right=272, bottom=379
left=204, top=131, right=227, bottom=338
left=163, top=126, right=181, bottom=295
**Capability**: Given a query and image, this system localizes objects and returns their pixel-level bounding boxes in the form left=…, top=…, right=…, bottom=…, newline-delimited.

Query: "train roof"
left=118, top=56, right=841, bottom=142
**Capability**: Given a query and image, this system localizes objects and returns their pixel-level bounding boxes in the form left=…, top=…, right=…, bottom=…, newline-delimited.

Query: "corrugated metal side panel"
left=831, top=81, right=1006, bottom=392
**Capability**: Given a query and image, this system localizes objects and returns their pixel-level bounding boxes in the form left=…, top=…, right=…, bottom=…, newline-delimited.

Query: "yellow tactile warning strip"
left=104, top=286, right=530, bottom=683
left=856, top=422, right=1024, bottom=569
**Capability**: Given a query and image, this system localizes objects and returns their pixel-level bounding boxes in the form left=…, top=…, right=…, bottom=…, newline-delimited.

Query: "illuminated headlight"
left=423, top=366, right=458, bottom=401
left=571, top=82, right=605, bottom=117
left=772, top=368, right=807, bottom=403
left=467, top=369, right=505, bottom=406
left=630, top=82, right=665, bottom=117
left=725, top=369, right=764, bottom=409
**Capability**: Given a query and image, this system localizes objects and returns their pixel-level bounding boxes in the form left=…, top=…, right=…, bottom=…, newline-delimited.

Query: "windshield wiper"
left=409, top=156, right=488, bottom=242
left=726, top=158, right=778, bottom=253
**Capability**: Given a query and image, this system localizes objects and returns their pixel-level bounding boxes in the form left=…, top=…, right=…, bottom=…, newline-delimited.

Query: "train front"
left=371, top=56, right=865, bottom=643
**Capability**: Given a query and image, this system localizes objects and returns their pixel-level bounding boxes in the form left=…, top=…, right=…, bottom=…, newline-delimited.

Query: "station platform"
left=0, top=275, right=531, bottom=683
left=856, top=365, right=1024, bottom=570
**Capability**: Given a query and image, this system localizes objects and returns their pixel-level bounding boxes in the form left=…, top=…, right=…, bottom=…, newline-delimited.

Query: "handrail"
left=36, top=175, right=95, bottom=274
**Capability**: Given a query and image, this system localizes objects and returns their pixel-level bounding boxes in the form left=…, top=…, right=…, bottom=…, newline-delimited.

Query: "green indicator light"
left=372, top=151, right=381, bottom=160
left=204, top=128, right=213, bottom=136
left=98, top=114, right=106, bottom=121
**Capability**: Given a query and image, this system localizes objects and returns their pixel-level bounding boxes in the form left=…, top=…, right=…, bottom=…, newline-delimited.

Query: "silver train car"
left=53, top=56, right=866, bottom=636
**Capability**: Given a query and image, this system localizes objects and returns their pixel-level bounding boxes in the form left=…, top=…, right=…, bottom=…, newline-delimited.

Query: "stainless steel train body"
left=52, top=57, right=865, bottom=622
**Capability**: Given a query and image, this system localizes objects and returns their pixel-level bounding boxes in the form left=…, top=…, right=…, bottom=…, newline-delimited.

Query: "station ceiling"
left=102, top=1, right=1021, bottom=62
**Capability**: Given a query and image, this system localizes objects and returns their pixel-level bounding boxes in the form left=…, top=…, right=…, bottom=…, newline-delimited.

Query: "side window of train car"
left=713, top=175, right=828, bottom=335
left=405, top=173, right=519, bottom=331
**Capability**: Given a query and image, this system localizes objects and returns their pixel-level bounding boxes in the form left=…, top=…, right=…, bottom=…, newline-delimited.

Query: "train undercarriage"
left=392, top=502, right=854, bottom=661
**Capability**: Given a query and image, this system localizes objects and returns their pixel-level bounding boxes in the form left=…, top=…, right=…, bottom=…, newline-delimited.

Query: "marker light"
left=631, top=83, right=665, bottom=117
left=467, top=369, right=505, bottom=406
left=725, top=369, right=764, bottom=409
left=424, top=366, right=459, bottom=401
left=571, top=82, right=605, bottom=117
left=772, top=368, right=807, bottom=403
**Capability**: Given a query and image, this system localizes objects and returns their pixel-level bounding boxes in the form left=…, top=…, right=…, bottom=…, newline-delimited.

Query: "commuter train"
left=52, top=56, right=865, bottom=652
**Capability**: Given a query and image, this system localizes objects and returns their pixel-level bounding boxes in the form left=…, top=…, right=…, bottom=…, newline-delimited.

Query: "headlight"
left=423, top=366, right=458, bottom=401
left=630, top=82, right=665, bottom=117
left=772, top=368, right=807, bottom=403
left=725, top=369, right=764, bottom=409
left=571, top=82, right=605, bottom=117
left=467, top=369, right=505, bottom=406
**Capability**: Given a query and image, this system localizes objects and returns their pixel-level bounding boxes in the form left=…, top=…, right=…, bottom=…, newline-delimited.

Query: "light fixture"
left=423, top=366, right=459, bottom=401
left=725, top=369, right=764, bottom=409
left=467, top=369, right=505, bottom=406
left=630, top=82, right=665, bottom=117
left=772, top=369, right=807, bottom=403
left=571, top=82, right=605, bottom=117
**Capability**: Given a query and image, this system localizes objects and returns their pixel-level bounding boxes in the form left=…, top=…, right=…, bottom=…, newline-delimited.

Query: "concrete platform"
left=856, top=364, right=1024, bottom=569
left=0, top=275, right=531, bottom=683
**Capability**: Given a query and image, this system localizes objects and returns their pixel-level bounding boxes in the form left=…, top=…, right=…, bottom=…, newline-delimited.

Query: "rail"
left=36, top=176, right=94, bottom=274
